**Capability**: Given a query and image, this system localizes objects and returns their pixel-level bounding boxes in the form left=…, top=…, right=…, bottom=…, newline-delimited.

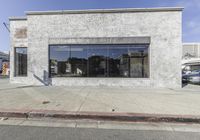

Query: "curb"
left=0, top=109, right=200, bottom=124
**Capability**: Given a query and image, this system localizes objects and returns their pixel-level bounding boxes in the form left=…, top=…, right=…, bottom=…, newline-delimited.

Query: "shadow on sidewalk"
left=33, top=70, right=52, bottom=86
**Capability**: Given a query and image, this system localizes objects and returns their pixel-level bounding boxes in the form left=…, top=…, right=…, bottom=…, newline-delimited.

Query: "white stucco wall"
left=10, top=8, right=182, bottom=88
left=9, top=19, right=29, bottom=83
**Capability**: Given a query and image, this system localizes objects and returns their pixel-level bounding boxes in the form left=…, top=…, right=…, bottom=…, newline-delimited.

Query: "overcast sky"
left=0, top=0, right=200, bottom=53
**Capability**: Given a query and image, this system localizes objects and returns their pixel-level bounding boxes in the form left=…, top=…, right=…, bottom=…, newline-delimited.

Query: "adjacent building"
left=9, top=7, right=183, bottom=88
left=183, top=43, right=200, bottom=59
left=0, top=51, right=9, bottom=74
left=182, top=43, right=200, bottom=71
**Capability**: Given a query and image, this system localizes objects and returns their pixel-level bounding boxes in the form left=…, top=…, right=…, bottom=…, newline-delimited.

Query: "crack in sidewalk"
left=76, top=90, right=91, bottom=113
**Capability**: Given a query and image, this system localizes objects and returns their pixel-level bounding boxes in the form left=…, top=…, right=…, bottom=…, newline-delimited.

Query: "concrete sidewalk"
left=0, top=79, right=200, bottom=122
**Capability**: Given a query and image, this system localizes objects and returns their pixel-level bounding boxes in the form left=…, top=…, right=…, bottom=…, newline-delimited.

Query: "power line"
left=3, top=22, right=10, bottom=32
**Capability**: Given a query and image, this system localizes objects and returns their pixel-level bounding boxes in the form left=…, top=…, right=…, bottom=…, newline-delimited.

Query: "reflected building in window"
left=49, top=45, right=149, bottom=78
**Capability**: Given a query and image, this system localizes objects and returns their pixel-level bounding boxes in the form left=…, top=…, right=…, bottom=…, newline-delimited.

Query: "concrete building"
left=9, top=7, right=183, bottom=88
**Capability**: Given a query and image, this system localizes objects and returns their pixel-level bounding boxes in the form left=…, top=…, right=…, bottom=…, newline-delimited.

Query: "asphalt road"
left=0, top=124, right=200, bottom=140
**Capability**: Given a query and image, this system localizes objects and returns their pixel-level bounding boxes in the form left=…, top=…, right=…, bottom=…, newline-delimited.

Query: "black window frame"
left=48, top=44, right=150, bottom=78
left=14, top=47, right=28, bottom=77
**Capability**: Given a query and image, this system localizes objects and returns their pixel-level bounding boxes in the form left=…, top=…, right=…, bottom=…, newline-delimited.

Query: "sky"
left=0, top=0, right=200, bottom=53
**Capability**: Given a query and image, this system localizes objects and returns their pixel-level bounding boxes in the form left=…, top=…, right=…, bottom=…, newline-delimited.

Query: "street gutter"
left=0, top=109, right=200, bottom=124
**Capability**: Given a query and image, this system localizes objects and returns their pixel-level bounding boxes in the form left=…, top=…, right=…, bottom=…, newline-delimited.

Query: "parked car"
left=188, top=72, right=200, bottom=84
left=182, top=73, right=189, bottom=83
left=182, top=70, right=200, bottom=84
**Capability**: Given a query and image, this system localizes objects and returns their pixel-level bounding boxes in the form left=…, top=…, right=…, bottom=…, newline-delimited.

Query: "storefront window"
left=15, top=47, right=27, bottom=76
left=49, top=44, right=149, bottom=78
left=87, top=45, right=107, bottom=77
left=108, top=45, right=128, bottom=77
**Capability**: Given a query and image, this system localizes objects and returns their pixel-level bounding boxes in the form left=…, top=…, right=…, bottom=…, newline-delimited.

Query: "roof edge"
left=9, top=17, right=27, bottom=21
left=183, top=43, right=200, bottom=45
left=26, top=7, right=184, bottom=15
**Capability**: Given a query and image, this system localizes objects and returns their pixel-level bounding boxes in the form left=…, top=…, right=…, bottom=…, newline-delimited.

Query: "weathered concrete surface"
left=10, top=8, right=182, bottom=88
left=0, top=79, right=200, bottom=116
left=9, top=19, right=28, bottom=83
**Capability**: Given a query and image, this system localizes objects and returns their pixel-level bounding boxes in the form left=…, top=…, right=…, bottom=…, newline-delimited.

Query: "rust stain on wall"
left=15, top=27, right=27, bottom=39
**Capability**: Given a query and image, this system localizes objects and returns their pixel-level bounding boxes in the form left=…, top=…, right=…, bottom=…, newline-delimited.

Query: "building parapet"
left=9, top=17, right=27, bottom=21
left=26, top=7, right=183, bottom=15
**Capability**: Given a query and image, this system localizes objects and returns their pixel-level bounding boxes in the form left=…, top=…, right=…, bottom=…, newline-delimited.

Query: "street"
left=0, top=118, right=200, bottom=140
left=0, top=123, right=200, bottom=140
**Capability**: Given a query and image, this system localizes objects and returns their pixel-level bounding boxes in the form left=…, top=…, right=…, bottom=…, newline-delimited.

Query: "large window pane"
left=129, top=45, right=149, bottom=78
left=49, top=44, right=149, bottom=78
left=50, top=46, right=70, bottom=77
left=70, top=46, right=87, bottom=77
left=87, top=45, right=108, bottom=77
left=15, top=47, right=27, bottom=76
left=50, top=45, right=87, bottom=77
left=108, top=45, right=128, bottom=77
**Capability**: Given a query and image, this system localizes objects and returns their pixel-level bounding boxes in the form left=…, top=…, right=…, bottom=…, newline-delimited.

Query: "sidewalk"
left=0, top=79, right=200, bottom=123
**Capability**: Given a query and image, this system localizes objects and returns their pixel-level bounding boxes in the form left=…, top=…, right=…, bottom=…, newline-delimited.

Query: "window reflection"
left=108, top=46, right=128, bottom=77
left=49, top=44, right=149, bottom=78
left=129, top=46, right=149, bottom=78
left=88, top=46, right=107, bottom=77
